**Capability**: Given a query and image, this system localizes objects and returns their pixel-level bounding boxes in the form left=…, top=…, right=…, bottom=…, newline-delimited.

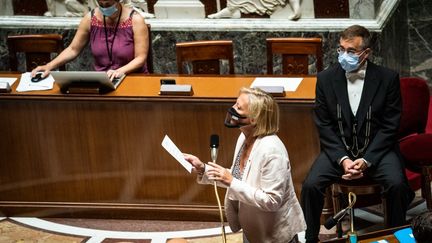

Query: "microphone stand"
left=326, top=192, right=357, bottom=239
left=211, top=148, right=227, bottom=243
left=335, top=207, right=349, bottom=238
left=347, top=192, right=357, bottom=243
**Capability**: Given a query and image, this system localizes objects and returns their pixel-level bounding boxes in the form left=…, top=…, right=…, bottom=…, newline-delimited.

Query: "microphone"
left=324, top=207, right=349, bottom=230
left=210, top=134, right=219, bottom=162
left=210, top=133, right=226, bottom=242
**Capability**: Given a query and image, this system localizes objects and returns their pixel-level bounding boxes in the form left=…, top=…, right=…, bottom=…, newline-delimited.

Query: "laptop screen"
left=51, top=71, right=125, bottom=94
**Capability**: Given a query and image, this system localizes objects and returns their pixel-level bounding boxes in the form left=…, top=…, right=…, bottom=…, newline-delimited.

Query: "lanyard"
left=337, top=104, right=371, bottom=158
left=103, top=5, right=122, bottom=63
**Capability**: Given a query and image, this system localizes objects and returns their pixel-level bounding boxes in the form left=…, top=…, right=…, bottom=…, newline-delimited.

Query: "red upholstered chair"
left=398, top=77, right=432, bottom=210
left=427, top=98, right=432, bottom=133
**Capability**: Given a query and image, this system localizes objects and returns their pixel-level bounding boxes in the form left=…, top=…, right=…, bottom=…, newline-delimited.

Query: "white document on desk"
left=161, top=135, right=193, bottom=173
left=16, top=72, right=55, bottom=92
left=251, top=77, right=303, bottom=91
left=0, top=77, right=18, bottom=86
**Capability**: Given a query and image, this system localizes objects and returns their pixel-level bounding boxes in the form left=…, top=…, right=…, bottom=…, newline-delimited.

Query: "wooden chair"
left=146, top=24, right=153, bottom=74
left=7, top=34, right=65, bottom=72
left=266, top=37, right=323, bottom=75
left=176, top=40, right=234, bottom=74
left=332, top=178, right=388, bottom=237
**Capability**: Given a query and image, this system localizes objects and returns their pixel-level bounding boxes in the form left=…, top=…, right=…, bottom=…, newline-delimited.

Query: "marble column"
left=408, top=0, right=432, bottom=83
left=153, top=0, right=205, bottom=19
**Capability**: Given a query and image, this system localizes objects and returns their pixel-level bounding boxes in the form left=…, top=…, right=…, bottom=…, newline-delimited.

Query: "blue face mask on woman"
left=338, top=51, right=363, bottom=73
left=100, top=3, right=118, bottom=17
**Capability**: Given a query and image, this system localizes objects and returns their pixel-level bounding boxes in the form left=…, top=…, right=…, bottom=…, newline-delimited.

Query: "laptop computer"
left=51, top=71, right=126, bottom=94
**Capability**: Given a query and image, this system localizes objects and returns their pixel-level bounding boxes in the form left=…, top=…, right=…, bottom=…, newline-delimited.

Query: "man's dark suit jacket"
left=314, top=61, right=401, bottom=167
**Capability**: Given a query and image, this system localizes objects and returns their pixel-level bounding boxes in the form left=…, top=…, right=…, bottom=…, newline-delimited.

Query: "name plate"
left=255, top=86, right=285, bottom=97
left=0, top=82, right=11, bottom=93
left=159, top=84, right=193, bottom=96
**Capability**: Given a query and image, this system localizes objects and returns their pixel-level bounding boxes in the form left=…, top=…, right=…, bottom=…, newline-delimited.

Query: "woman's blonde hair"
left=240, top=87, right=279, bottom=137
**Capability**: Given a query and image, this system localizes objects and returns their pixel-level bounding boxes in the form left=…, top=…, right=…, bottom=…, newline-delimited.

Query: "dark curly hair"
left=411, top=211, right=432, bottom=243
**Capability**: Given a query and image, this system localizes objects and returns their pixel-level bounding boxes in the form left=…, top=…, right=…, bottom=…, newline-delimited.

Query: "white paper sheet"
left=161, top=135, right=193, bottom=173
left=16, top=72, right=55, bottom=92
left=0, top=77, right=18, bottom=86
left=251, top=77, right=303, bottom=91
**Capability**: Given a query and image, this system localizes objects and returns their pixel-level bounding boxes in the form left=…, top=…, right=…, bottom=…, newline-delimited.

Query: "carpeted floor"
left=0, top=217, right=243, bottom=243
left=0, top=190, right=427, bottom=243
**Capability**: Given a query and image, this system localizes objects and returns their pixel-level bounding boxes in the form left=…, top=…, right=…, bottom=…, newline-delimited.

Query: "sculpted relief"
left=208, top=0, right=301, bottom=20
left=44, top=0, right=154, bottom=18
left=44, top=0, right=96, bottom=17
left=1, top=0, right=302, bottom=20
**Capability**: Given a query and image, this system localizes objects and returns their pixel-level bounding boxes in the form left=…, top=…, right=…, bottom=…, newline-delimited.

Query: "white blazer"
left=199, top=133, right=306, bottom=243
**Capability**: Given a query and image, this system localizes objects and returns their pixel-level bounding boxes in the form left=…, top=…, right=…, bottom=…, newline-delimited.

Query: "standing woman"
left=32, top=0, right=149, bottom=80
left=185, top=87, right=306, bottom=243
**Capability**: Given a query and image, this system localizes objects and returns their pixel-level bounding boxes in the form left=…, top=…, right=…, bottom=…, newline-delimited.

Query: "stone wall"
left=379, top=0, right=410, bottom=77
left=407, top=0, right=432, bottom=84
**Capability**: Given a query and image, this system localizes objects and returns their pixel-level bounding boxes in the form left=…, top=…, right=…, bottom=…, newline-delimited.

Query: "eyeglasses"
left=337, top=47, right=365, bottom=56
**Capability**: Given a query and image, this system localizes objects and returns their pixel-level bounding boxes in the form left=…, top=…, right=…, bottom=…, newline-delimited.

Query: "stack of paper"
left=16, top=72, right=54, bottom=92
left=0, top=77, right=18, bottom=87
left=250, top=77, right=303, bottom=92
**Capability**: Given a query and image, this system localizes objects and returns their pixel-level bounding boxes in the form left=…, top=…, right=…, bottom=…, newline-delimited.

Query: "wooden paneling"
left=0, top=74, right=319, bottom=220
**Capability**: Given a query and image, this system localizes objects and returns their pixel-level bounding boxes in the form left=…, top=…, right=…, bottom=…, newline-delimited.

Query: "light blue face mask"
left=338, top=51, right=362, bottom=73
left=100, top=3, right=118, bottom=17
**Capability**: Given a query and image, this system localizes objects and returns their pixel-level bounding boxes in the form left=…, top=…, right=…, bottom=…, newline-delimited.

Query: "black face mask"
left=224, top=107, right=249, bottom=128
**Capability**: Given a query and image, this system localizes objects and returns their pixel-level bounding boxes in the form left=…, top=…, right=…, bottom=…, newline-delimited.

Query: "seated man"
left=300, top=24, right=415, bottom=243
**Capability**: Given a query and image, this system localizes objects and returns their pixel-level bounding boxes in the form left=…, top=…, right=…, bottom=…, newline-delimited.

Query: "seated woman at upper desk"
left=32, top=0, right=149, bottom=80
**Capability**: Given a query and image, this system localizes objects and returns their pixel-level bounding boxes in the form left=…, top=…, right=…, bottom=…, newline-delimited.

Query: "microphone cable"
left=213, top=171, right=227, bottom=243
left=210, top=134, right=226, bottom=243
left=348, top=192, right=357, bottom=234
left=324, top=191, right=357, bottom=234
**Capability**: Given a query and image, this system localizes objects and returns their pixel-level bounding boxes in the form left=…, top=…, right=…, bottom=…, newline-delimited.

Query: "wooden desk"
left=0, top=74, right=319, bottom=220
left=321, top=225, right=410, bottom=243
